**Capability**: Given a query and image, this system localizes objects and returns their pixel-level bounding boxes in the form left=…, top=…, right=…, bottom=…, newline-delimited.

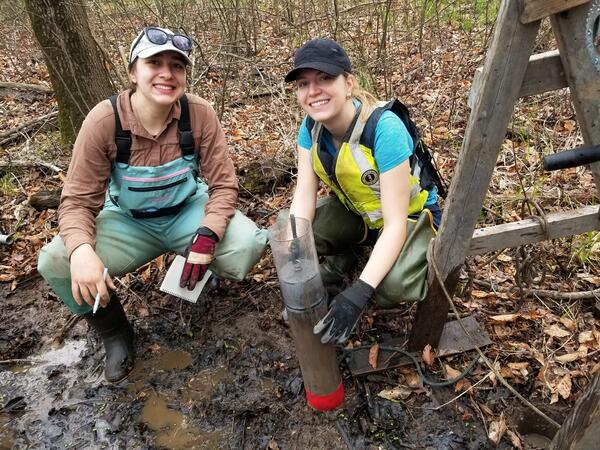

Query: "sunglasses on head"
left=130, top=27, right=193, bottom=61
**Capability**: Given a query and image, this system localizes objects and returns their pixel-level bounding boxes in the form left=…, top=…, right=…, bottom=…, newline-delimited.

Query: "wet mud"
left=1, top=277, right=557, bottom=449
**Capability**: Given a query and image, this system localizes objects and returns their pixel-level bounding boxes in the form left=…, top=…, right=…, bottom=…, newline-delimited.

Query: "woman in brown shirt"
left=38, top=27, right=267, bottom=383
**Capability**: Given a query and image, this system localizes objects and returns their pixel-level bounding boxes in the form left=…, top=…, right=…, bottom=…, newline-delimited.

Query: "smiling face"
left=129, top=51, right=187, bottom=108
left=295, top=69, right=354, bottom=129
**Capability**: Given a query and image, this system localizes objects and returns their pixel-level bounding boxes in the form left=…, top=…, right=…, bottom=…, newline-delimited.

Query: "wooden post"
left=408, top=0, right=541, bottom=351
left=551, top=5, right=600, bottom=196
left=520, top=0, right=590, bottom=23
left=550, top=373, right=600, bottom=449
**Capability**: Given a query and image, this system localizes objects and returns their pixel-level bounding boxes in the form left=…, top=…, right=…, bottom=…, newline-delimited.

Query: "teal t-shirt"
left=297, top=105, right=437, bottom=205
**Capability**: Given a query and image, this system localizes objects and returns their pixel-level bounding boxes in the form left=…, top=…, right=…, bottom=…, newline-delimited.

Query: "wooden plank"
left=550, top=373, right=600, bottom=449
left=469, top=205, right=600, bottom=255
left=468, top=50, right=567, bottom=109
left=520, top=0, right=590, bottom=24
left=408, top=0, right=541, bottom=351
left=552, top=4, right=600, bottom=197
left=349, top=316, right=491, bottom=376
left=520, top=50, right=567, bottom=96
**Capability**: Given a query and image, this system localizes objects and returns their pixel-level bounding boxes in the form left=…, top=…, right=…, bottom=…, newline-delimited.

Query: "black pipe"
left=543, top=145, right=600, bottom=171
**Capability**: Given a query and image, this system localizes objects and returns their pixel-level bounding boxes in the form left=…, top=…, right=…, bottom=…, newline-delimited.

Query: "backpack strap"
left=360, top=99, right=447, bottom=198
left=178, top=95, right=195, bottom=158
left=109, top=95, right=132, bottom=164
left=360, top=100, right=420, bottom=151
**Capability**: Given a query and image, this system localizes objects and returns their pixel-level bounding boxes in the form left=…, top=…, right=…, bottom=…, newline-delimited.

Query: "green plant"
left=571, top=231, right=600, bottom=269
left=0, top=173, right=16, bottom=196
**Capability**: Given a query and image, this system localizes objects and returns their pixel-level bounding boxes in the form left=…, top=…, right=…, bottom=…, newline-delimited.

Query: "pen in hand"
left=93, top=268, right=109, bottom=315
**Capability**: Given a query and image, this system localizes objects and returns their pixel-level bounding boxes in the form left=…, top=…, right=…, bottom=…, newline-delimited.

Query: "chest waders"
left=107, top=95, right=199, bottom=219
left=79, top=95, right=201, bottom=384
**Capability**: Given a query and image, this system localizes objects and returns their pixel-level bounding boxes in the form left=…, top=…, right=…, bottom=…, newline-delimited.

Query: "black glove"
left=313, top=279, right=375, bottom=344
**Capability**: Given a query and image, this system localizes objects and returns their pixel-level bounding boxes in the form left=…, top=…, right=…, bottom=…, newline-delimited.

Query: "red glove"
left=180, top=227, right=218, bottom=290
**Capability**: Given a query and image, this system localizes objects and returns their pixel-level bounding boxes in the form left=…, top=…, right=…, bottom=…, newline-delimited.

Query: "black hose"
left=348, top=345, right=480, bottom=387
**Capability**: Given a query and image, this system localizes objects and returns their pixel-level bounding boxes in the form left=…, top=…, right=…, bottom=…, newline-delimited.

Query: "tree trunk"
left=25, top=0, right=114, bottom=148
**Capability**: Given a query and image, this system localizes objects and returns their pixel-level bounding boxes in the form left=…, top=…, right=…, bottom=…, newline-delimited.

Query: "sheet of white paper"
left=159, top=255, right=212, bottom=303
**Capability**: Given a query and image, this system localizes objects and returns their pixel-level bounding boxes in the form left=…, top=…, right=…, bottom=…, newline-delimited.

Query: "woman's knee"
left=38, top=237, right=70, bottom=280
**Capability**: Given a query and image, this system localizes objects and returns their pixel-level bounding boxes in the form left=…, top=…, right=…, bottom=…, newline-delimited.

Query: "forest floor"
left=1, top=3, right=600, bottom=450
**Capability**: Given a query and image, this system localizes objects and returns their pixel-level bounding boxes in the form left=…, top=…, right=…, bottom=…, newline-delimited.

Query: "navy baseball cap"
left=284, top=38, right=352, bottom=82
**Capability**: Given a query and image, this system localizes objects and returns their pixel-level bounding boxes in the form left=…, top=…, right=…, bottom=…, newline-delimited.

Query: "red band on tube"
left=305, top=383, right=344, bottom=411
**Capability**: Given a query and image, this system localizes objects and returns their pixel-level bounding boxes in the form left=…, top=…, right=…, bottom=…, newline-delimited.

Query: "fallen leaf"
left=497, top=253, right=513, bottom=262
left=377, top=386, right=414, bottom=402
left=556, top=374, right=572, bottom=399
left=369, top=344, right=380, bottom=370
left=560, top=316, right=577, bottom=331
left=444, top=363, right=462, bottom=380
left=555, top=346, right=588, bottom=363
left=471, top=290, right=491, bottom=298
left=406, top=371, right=421, bottom=387
left=267, top=438, right=280, bottom=450
left=455, top=378, right=472, bottom=393
left=544, top=325, right=571, bottom=338
left=490, top=313, right=520, bottom=323
left=488, top=413, right=507, bottom=444
left=506, top=429, right=523, bottom=449
left=578, top=331, right=594, bottom=344
left=422, top=344, right=435, bottom=366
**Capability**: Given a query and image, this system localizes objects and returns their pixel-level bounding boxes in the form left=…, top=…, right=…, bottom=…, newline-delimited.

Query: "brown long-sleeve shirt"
left=58, top=90, right=238, bottom=257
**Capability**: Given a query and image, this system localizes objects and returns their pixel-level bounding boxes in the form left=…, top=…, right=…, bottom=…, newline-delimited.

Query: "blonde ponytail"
left=345, top=74, right=378, bottom=121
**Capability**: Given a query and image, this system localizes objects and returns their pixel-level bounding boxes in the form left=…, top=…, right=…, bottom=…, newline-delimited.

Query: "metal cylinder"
left=269, top=216, right=344, bottom=411
left=0, top=233, right=13, bottom=245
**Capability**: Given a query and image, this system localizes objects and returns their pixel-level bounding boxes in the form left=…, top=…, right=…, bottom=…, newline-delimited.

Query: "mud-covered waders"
left=38, top=95, right=267, bottom=315
left=38, top=182, right=267, bottom=315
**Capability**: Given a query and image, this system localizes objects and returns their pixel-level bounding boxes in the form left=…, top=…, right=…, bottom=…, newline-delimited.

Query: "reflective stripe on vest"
left=310, top=110, right=429, bottom=229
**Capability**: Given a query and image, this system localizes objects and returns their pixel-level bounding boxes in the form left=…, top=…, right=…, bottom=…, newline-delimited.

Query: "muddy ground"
left=0, top=265, right=566, bottom=449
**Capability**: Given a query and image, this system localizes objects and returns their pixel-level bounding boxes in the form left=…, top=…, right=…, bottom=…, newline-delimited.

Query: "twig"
left=0, top=112, right=59, bottom=146
left=0, top=358, right=38, bottom=365
left=52, top=314, right=83, bottom=347
left=473, top=278, right=600, bottom=301
left=0, top=81, right=53, bottom=94
left=0, top=159, right=63, bottom=173
left=429, top=240, right=561, bottom=430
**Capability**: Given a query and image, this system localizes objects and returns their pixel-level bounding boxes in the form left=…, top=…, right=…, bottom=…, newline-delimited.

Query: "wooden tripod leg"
left=408, top=0, right=541, bottom=351
left=551, top=4, right=600, bottom=196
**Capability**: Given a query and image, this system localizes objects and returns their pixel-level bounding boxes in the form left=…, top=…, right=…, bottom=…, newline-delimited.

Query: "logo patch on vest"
left=361, top=169, right=379, bottom=185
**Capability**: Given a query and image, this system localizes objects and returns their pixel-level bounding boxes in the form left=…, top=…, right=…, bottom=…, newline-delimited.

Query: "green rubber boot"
left=83, top=295, right=135, bottom=383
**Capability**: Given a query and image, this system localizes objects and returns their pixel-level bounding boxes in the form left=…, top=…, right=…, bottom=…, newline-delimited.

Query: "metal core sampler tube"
left=269, top=215, right=344, bottom=411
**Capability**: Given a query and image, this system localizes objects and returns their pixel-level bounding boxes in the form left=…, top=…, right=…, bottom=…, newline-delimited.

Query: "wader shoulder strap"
left=109, top=95, right=132, bottom=164
left=109, top=95, right=196, bottom=165
left=178, top=95, right=195, bottom=158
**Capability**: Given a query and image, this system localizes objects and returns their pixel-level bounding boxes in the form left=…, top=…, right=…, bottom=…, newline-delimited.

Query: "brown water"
left=127, top=347, right=194, bottom=394
left=0, top=413, right=16, bottom=450
left=140, top=393, right=225, bottom=449
left=182, top=366, right=231, bottom=402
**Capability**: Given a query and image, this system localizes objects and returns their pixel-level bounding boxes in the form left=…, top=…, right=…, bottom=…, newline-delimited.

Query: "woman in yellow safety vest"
left=285, top=38, right=441, bottom=345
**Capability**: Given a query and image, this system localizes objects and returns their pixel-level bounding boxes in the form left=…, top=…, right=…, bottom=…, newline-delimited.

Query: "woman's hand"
left=70, top=244, right=116, bottom=308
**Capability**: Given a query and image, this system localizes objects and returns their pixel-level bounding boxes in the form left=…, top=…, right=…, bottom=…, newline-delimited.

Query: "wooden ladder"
left=406, top=1, right=600, bottom=446
left=408, top=0, right=600, bottom=352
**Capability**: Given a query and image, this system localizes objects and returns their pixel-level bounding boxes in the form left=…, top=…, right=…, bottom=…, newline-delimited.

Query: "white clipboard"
left=159, top=255, right=213, bottom=303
